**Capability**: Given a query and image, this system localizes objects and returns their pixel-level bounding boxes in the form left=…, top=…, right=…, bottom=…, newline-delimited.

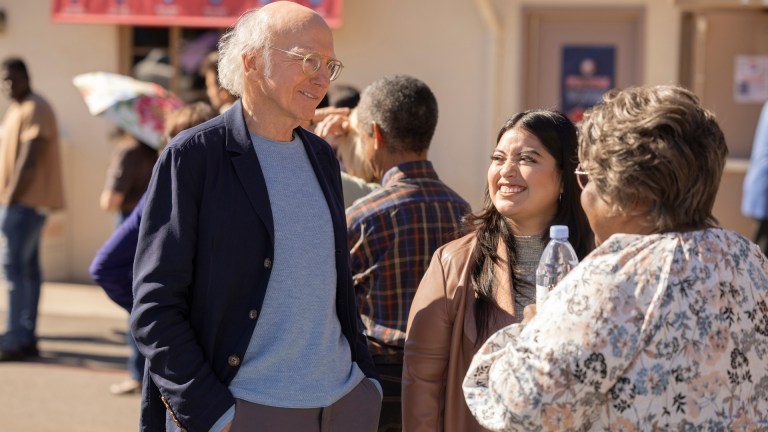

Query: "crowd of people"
left=1, top=1, right=767, bottom=431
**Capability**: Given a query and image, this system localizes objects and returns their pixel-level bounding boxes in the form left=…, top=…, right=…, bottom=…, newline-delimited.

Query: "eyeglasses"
left=575, top=165, right=590, bottom=190
left=269, top=46, right=344, bottom=81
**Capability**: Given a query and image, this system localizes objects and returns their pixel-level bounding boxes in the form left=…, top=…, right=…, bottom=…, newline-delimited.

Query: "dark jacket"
left=130, top=101, right=377, bottom=432
left=89, top=194, right=145, bottom=312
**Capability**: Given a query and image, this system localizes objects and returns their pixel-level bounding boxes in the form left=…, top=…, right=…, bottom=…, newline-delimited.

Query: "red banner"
left=51, top=0, right=343, bottom=28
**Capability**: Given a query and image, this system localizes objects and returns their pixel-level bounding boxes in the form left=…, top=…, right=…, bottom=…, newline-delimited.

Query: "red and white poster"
left=561, top=45, right=615, bottom=123
left=52, top=0, right=343, bottom=29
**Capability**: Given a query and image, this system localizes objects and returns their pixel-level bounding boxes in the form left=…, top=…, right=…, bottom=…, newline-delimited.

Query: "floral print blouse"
left=463, top=228, right=768, bottom=431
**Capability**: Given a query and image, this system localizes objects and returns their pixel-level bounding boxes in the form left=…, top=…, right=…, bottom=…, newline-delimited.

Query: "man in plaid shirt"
left=345, top=75, right=471, bottom=431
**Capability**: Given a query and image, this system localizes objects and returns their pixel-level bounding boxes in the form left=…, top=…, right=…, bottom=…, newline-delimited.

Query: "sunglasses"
left=575, top=165, right=590, bottom=190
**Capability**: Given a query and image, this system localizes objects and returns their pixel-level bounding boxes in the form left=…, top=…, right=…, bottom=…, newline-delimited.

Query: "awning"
left=51, top=0, right=343, bottom=29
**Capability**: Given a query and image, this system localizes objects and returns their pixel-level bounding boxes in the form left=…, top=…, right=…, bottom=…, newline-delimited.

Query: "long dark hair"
left=464, top=110, right=593, bottom=341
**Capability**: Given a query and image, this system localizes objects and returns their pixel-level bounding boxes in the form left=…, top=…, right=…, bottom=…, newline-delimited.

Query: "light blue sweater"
left=211, top=133, right=365, bottom=431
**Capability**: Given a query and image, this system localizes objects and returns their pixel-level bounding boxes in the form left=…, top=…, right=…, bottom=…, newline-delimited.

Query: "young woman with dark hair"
left=402, top=110, right=592, bottom=432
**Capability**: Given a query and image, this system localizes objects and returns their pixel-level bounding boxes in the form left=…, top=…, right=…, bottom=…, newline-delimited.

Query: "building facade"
left=0, top=0, right=764, bottom=281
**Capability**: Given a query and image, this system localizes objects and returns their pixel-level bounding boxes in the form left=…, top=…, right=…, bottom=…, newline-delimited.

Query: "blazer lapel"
left=225, top=101, right=275, bottom=244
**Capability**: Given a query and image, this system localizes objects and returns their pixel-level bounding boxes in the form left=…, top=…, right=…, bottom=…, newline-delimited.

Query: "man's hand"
left=315, top=110, right=351, bottom=150
left=312, top=106, right=350, bottom=129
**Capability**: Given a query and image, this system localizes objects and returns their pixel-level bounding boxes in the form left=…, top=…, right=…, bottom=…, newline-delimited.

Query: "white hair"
left=217, top=8, right=273, bottom=97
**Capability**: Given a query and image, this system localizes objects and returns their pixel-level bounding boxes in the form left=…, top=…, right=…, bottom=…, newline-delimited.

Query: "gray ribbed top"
left=513, top=235, right=547, bottom=318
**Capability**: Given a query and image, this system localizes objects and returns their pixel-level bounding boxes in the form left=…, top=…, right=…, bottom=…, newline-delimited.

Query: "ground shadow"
left=39, top=334, right=126, bottom=347
left=35, top=350, right=127, bottom=370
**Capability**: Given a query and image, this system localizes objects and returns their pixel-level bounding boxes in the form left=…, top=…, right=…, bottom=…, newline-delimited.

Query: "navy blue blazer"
left=130, top=101, right=377, bottom=432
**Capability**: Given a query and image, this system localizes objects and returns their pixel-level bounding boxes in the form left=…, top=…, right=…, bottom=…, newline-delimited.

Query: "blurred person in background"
left=742, top=99, right=768, bottom=255
left=403, top=110, right=592, bottom=432
left=99, top=131, right=157, bottom=224
left=464, top=85, right=768, bottom=431
left=315, top=83, right=380, bottom=208
left=200, top=51, right=238, bottom=114
left=326, top=83, right=360, bottom=110
left=0, top=57, right=64, bottom=362
left=90, top=102, right=216, bottom=395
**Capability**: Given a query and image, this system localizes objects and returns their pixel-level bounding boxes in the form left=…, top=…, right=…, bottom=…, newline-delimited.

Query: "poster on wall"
left=561, top=45, right=615, bottom=123
left=734, top=55, right=768, bottom=103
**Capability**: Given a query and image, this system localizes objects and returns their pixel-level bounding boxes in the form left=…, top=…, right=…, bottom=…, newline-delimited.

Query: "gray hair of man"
left=217, top=8, right=273, bottom=97
left=355, top=74, right=438, bottom=154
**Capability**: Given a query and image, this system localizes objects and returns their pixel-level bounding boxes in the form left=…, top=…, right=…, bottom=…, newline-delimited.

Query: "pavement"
left=0, top=282, right=141, bottom=432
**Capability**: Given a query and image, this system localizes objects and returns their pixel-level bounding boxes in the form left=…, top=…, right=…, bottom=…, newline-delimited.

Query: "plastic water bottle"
left=535, top=225, right=578, bottom=310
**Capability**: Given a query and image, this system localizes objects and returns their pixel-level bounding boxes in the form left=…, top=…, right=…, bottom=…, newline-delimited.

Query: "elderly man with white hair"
left=130, top=3, right=381, bottom=431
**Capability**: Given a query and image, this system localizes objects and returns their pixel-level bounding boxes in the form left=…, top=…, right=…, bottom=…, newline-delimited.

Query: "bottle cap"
left=550, top=225, right=569, bottom=239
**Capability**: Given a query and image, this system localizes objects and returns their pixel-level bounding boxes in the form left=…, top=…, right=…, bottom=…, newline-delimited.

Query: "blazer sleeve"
left=130, top=142, right=233, bottom=432
left=403, top=249, right=454, bottom=431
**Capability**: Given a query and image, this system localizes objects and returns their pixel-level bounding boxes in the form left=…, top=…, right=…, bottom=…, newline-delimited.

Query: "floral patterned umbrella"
left=73, top=72, right=184, bottom=149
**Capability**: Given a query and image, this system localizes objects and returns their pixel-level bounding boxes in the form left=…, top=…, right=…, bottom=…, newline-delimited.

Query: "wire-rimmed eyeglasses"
left=575, top=165, right=590, bottom=190
left=269, top=46, right=344, bottom=81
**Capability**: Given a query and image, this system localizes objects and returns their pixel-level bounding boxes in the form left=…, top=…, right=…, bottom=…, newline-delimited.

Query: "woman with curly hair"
left=464, top=85, right=768, bottom=431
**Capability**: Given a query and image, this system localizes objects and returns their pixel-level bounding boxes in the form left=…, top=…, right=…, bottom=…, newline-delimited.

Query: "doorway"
left=523, top=7, right=645, bottom=116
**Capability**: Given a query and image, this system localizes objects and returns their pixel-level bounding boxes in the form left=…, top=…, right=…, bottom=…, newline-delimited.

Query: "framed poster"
left=734, top=55, right=768, bottom=103
left=561, top=45, right=615, bottom=122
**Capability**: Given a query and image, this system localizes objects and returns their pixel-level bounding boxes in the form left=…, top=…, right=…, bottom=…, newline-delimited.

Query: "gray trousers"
left=230, top=378, right=382, bottom=432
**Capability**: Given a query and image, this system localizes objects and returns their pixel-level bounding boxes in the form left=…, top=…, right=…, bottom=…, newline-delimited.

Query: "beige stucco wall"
left=0, top=0, right=753, bottom=281
left=333, top=0, right=682, bottom=206
left=331, top=0, right=491, bottom=209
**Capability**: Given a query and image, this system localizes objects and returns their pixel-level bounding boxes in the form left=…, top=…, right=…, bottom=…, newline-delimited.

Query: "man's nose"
left=312, top=66, right=331, bottom=87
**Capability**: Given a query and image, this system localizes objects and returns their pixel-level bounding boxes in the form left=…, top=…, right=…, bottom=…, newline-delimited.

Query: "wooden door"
left=523, top=7, right=645, bottom=116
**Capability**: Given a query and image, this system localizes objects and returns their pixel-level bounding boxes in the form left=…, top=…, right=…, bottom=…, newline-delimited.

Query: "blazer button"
left=228, top=355, right=241, bottom=367
left=263, top=257, right=272, bottom=269
left=248, top=309, right=258, bottom=320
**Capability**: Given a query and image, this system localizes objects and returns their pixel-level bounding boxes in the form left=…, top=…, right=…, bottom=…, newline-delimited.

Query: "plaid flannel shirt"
left=346, top=161, right=471, bottom=349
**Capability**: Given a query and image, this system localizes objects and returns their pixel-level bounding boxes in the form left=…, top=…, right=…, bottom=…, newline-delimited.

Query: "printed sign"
left=52, top=0, right=344, bottom=29
left=734, top=55, right=768, bottom=103
left=561, top=45, right=615, bottom=123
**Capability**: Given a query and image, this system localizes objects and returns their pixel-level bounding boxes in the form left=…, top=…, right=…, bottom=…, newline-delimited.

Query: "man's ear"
left=242, top=53, right=259, bottom=78
left=371, top=121, right=383, bottom=151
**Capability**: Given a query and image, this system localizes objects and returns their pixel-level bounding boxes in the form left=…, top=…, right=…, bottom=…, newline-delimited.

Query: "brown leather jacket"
left=403, top=233, right=519, bottom=432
